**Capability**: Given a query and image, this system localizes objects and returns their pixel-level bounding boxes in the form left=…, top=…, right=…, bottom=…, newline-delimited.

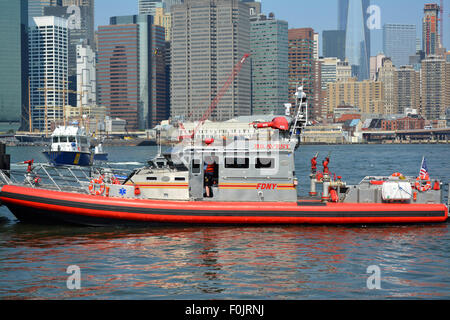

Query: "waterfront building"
left=338, top=0, right=371, bottom=80
left=420, top=55, right=447, bottom=120
left=288, top=28, right=315, bottom=115
left=171, top=0, right=251, bottom=122
left=383, top=24, right=416, bottom=68
left=422, top=3, right=440, bottom=56
left=76, top=44, right=96, bottom=108
left=396, top=66, right=420, bottom=115
left=28, top=0, right=61, bottom=20
left=97, top=15, right=167, bottom=130
left=322, top=30, right=346, bottom=61
left=326, top=79, right=384, bottom=115
left=377, top=58, right=397, bottom=115
left=29, top=16, right=69, bottom=133
left=250, top=14, right=288, bottom=115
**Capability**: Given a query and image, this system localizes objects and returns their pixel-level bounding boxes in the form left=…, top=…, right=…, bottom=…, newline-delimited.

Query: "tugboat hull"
left=1, top=185, right=447, bottom=227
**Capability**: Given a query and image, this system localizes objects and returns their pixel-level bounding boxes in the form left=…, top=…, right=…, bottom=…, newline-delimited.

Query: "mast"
left=62, top=79, right=66, bottom=127
left=28, top=77, right=32, bottom=133
left=44, top=77, right=48, bottom=138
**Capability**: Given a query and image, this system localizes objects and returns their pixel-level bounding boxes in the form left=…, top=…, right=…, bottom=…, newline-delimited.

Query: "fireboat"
left=0, top=85, right=448, bottom=226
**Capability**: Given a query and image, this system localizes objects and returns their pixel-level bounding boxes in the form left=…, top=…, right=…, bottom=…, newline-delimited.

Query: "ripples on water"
left=0, top=144, right=449, bottom=299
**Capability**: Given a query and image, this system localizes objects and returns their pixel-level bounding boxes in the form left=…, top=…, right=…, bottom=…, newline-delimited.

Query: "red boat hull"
left=0, top=185, right=448, bottom=226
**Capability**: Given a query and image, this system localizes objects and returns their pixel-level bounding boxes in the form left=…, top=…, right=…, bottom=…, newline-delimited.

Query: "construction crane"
left=189, top=53, right=251, bottom=141
left=36, top=79, right=86, bottom=137
left=440, top=0, right=444, bottom=48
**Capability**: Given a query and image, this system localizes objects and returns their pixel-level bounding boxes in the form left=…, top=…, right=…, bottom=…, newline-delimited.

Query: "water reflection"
left=0, top=223, right=448, bottom=299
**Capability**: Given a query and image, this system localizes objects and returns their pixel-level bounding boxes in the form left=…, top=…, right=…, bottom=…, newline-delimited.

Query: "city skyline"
left=95, top=0, right=450, bottom=55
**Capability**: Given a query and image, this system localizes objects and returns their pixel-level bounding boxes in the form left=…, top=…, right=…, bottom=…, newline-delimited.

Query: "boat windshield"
left=60, top=136, right=68, bottom=143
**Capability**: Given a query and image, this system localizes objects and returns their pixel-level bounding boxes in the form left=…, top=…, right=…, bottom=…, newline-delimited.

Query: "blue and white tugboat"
left=43, top=126, right=108, bottom=166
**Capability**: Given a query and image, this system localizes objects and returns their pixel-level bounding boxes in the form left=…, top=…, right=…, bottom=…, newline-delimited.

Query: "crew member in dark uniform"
left=204, top=158, right=216, bottom=197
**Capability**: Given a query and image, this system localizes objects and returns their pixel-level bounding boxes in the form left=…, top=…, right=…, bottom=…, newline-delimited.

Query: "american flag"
left=419, top=157, right=429, bottom=179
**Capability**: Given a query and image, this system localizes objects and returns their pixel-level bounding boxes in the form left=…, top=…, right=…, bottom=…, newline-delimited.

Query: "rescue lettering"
left=257, top=183, right=278, bottom=190
left=255, top=144, right=289, bottom=150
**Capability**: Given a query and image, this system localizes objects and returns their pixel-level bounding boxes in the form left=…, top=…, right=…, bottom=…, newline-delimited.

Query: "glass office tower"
left=339, top=0, right=371, bottom=80
left=0, top=0, right=29, bottom=132
left=250, top=15, right=288, bottom=115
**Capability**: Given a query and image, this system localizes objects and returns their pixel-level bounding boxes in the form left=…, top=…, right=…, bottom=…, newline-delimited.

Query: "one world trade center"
left=338, top=0, right=371, bottom=80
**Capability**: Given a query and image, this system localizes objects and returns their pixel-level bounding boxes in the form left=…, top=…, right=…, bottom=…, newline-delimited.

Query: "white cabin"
left=50, top=126, right=90, bottom=153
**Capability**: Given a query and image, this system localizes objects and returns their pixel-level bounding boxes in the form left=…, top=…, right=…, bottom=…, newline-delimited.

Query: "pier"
left=362, top=128, right=450, bottom=143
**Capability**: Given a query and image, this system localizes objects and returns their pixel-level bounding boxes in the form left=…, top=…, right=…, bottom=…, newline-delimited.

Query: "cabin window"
left=192, top=159, right=201, bottom=174
left=146, top=177, right=157, bottom=181
left=175, top=177, right=186, bottom=181
left=69, top=136, right=76, bottom=143
left=53, top=137, right=59, bottom=143
left=80, top=137, right=88, bottom=145
left=59, top=136, right=67, bottom=143
left=225, top=158, right=249, bottom=169
left=255, top=158, right=275, bottom=169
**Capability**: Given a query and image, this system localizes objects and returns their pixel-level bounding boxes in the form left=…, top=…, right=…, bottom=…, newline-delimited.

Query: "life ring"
left=89, top=176, right=105, bottom=196
left=391, top=172, right=405, bottom=179
left=415, top=176, right=431, bottom=192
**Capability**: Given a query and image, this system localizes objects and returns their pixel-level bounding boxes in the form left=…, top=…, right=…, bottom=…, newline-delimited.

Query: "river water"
left=0, top=144, right=449, bottom=300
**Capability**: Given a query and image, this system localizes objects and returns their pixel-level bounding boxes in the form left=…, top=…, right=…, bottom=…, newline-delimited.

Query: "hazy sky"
left=95, top=0, right=450, bottom=55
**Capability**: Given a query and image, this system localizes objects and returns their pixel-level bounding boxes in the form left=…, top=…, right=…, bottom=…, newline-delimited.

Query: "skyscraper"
left=97, top=15, right=167, bottom=130
left=0, top=0, right=29, bottom=132
left=421, top=55, right=447, bottom=120
left=396, top=66, right=420, bottom=114
left=338, top=0, right=371, bottom=80
left=171, top=0, right=251, bottom=122
left=76, top=44, right=96, bottom=108
left=29, top=16, right=69, bottom=132
left=241, top=0, right=261, bottom=16
left=139, top=0, right=164, bottom=15
left=61, top=0, right=95, bottom=48
left=422, top=3, right=440, bottom=56
left=377, top=58, right=397, bottom=115
left=250, top=14, right=288, bottom=115
left=44, top=1, right=95, bottom=106
left=383, top=24, right=416, bottom=68
left=163, top=0, right=184, bottom=13
left=322, top=30, right=346, bottom=61
left=28, top=0, right=61, bottom=20
left=154, top=7, right=172, bottom=41
left=288, top=28, right=315, bottom=112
